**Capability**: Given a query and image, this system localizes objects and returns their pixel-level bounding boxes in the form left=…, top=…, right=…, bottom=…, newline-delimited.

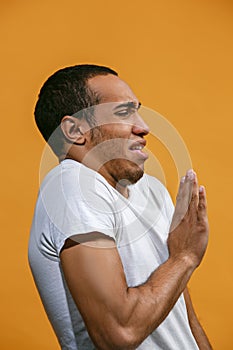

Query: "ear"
left=61, top=116, right=86, bottom=145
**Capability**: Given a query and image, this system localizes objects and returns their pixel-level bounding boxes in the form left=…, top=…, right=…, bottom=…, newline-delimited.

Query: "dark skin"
left=60, top=74, right=212, bottom=349
left=60, top=75, right=149, bottom=197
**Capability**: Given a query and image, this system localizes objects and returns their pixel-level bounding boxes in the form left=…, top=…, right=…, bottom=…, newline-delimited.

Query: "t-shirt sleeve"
left=40, top=165, right=118, bottom=255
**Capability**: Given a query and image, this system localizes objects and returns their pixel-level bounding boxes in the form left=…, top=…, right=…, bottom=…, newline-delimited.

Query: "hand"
left=168, top=170, right=209, bottom=268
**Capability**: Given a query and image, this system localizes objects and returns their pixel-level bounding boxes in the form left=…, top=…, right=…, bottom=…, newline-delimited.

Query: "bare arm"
left=60, top=170, right=209, bottom=349
left=184, top=288, right=213, bottom=350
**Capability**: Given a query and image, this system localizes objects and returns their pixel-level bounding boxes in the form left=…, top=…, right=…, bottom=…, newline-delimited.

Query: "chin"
left=111, top=159, right=144, bottom=185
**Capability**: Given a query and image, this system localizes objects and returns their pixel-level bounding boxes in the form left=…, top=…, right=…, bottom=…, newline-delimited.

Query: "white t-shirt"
left=28, top=159, right=198, bottom=350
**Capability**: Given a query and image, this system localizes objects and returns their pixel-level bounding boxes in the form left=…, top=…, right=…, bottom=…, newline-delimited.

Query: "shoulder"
left=37, top=160, right=118, bottom=248
left=41, top=159, right=116, bottom=201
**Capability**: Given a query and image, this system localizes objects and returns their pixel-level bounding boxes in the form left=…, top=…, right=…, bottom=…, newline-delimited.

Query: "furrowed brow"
left=113, top=101, right=141, bottom=111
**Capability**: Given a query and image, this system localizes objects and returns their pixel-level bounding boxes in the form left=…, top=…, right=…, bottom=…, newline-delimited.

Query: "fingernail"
left=199, top=186, right=204, bottom=193
left=187, top=169, right=194, bottom=180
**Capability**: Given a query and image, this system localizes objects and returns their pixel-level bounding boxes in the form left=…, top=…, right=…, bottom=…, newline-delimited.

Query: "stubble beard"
left=90, top=127, right=144, bottom=187
left=104, top=158, right=144, bottom=187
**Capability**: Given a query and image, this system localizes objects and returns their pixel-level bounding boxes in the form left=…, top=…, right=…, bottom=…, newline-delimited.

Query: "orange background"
left=1, top=0, right=233, bottom=349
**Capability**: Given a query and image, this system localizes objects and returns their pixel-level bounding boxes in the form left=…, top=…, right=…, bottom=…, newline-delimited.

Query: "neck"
left=115, top=182, right=129, bottom=198
left=98, top=167, right=130, bottom=198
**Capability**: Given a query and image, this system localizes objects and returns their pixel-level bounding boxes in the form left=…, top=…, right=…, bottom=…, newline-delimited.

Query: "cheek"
left=101, top=123, right=132, bottom=138
left=104, top=140, right=127, bottom=157
left=91, top=124, right=133, bottom=158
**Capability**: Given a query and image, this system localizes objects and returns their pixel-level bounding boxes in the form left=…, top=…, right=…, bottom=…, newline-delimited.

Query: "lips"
left=129, top=140, right=148, bottom=160
left=129, top=139, right=146, bottom=149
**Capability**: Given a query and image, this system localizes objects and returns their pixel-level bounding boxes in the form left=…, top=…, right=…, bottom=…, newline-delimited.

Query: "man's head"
left=35, top=65, right=149, bottom=195
left=35, top=64, right=118, bottom=156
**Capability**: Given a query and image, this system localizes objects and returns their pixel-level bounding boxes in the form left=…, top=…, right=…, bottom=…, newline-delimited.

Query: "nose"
left=132, top=112, right=150, bottom=136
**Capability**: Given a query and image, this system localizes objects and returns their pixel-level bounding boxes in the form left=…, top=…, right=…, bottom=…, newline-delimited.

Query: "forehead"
left=87, top=74, right=138, bottom=104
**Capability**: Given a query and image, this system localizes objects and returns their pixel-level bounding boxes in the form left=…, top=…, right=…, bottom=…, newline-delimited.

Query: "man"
left=29, top=64, right=212, bottom=349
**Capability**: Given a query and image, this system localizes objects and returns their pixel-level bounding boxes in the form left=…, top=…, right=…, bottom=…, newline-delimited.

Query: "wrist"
left=168, top=253, right=197, bottom=273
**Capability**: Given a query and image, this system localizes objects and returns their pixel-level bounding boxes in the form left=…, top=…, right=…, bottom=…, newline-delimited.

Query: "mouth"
left=129, top=140, right=148, bottom=160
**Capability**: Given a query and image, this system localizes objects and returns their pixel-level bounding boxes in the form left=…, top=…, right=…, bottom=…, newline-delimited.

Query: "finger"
left=188, top=172, right=199, bottom=212
left=180, top=176, right=186, bottom=186
left=170, top=170, right=196, bottom=232
left=178, top=169, right=194, bottom=195
left=176, top=176, right=185, bottom=199
left=184, top=169, right=197, bottom=208
left=175, top=169, right=195, bottom=218
left=197, top=186, right=207, bottom=221
left=175, top=173, right=191, bottom=212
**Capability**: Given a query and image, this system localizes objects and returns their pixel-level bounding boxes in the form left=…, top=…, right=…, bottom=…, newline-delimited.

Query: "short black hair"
left=34, top=64, right=118, bottom=155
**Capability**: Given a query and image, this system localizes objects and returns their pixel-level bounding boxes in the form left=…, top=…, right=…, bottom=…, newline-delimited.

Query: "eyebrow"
left=113, top=101, right=141, bottom=111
